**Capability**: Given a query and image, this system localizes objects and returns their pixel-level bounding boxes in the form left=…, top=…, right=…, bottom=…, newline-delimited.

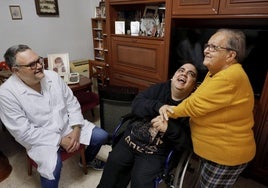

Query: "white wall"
left=0, top=0, right=100, bottom=62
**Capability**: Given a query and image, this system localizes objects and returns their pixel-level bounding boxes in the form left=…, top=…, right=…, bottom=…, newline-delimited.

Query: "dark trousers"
left=97, top=137, right=167, bottom=188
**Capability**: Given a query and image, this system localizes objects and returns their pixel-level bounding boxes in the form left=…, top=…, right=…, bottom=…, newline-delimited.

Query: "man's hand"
left=151, top=115, right=168, bottom=133
left=158, top=105, right=175, bottom=121
left=60, top=127, right=81, bottom=153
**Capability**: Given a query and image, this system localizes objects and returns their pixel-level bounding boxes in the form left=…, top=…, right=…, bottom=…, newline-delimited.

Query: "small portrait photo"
left=9, top=5, right=22, bottom=20
left=95, top=6, right=101, bottom=17
left=48, top=53, right=70, bottom=78
left=99, top=2, right=106, bottom=18
left=53, top=57, right=66, bottom=74
left=143, top=6, right=158, bottom=18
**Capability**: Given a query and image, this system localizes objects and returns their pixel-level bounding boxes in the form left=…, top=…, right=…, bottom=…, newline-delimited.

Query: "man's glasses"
left=204, top=43, right=236, bottom=52
left=16, top=57, right=44, bottom=70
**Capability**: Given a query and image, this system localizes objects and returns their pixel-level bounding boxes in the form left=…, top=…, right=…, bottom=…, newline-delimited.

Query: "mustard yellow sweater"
left=169, top=64, right=256, bottom=166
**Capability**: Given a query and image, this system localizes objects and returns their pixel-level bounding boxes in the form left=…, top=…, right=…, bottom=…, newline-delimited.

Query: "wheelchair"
left=111, top=113, right=201, bottom=188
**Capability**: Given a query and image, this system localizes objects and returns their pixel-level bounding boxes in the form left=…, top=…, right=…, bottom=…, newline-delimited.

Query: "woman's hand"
left=159, top=105, right=175, bottom=121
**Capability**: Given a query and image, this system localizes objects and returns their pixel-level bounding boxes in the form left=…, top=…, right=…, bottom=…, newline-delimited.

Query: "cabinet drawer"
left=172, top=0, right=268, bottom=16
left=111, top=72, right=155, bottom=91
left=219, top=0, right=268, bottom=15
left=111, top=36, right=165, bottom=82
left=172, top=0, right=220, bottom=15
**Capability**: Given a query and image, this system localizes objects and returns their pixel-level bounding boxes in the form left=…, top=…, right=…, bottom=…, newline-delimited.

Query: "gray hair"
left=217, top=29, right=246, bottom=63
left=4, top=44, right=31, bottom=69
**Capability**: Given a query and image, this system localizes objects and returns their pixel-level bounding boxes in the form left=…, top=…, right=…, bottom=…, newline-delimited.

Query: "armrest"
left=111, top=113, right=135, bottom=146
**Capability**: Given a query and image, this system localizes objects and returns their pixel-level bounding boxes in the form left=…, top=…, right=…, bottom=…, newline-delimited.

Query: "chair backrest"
left=99, top=85, right=139, bottom=139
left=0, top=61, right=10, bottom=71
left=0, top=61, right=12, bottom=85
left=89, top=60, right=109, bottom=89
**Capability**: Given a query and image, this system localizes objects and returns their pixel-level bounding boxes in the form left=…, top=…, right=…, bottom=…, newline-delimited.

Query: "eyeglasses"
left=16, top=57, right=44, bottom=70
left=204, top=43, right=236, bottom=52
left=177, top=68, right=197, bottom=78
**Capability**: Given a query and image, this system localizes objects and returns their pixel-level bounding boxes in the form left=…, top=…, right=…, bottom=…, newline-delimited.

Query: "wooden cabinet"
left=172, top=0, right=220, bottom=15
left=246, top=72, right=268, bottom=186
left=172, top=0, right=268, bottom=16
left=109, top=0, right=164, bottom=3
left=219, top=0, right=268, bottom=15
left=110, top=36, right=165, bottom=89
left=106, top=0, right=171, bottom=90
left=91, top=18, right=108, bottom=63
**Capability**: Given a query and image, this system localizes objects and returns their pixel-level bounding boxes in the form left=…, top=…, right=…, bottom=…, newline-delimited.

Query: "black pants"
left=97, top=137, right=167, bottom=188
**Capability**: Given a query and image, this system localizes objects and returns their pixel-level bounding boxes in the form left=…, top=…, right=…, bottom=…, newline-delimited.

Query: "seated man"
left=97, top=63, right=199, bottom=188
left=0, top=44, right=108, bottom=188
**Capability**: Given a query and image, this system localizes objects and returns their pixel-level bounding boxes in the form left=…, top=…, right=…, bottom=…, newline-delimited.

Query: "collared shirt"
left=0, top=70, right=95, bottom=179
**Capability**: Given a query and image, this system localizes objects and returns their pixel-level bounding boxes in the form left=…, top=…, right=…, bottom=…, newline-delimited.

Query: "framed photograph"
left=48, top=53, right=70, bottom=82
left=115, top=21, right=125, bottom=34
left=99, top=1, right=106, bottom=18
left=140, top=18, right=156, bottom=36
left=35, top=0, right=59, bottom=16
left=95, top=7, right=101, bottom=18
left=130, top=21, right=140, bottom=36
left=143, top=6, right=158, bottom=18
left=9, top=5, right=22, bottom=20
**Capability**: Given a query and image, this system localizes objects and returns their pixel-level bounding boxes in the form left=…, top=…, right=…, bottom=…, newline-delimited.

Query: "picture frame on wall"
left=48, top=53, right=70, bottom=83
left=9, top=5, right=22, bottom=20
left=34, top=0, right=59, bottom=16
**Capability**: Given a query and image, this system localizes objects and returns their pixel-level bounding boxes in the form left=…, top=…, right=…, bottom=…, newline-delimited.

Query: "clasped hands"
left=151, top=105, right=175, bottom=133
left=60, top=126, right=81, bottom=153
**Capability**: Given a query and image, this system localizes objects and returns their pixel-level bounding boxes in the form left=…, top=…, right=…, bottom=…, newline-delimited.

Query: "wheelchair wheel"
left=172, top=151, right=201, bottom=188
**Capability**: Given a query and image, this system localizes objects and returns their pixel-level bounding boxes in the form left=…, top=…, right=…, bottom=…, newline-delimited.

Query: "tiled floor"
left=1, top=109, right=267, bottom=188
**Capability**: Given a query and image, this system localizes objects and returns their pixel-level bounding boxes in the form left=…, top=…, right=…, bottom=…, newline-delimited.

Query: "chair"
left=0, top=61, right=10, bottom=71
left=74, top=89, right=99, bottom=116
left=27, top=144, right=88, bottom=176
left=73, top=60, right=106, bottom=117
left=0, top=151, right=12, bottom=182
left=98, top=85, right=139, bottom=142
left=89, top=60, right=109, bottom=90
left=155, top=149, right=201, bottom=188
left=172, top=151, right=201, bottom=188
left=0, top=61, right=11, bottom=85
left=0, top=61, right=11, bottom=132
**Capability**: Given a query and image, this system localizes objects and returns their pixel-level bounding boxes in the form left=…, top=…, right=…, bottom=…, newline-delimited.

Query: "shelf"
left=94, top=38, right=103, bottom=41
left=94, top=48, right=104, bottom=50
left=95, top=57, right=105, bottom=61
left=91, top=17, right=108, bottom=64
left=110, top=34, right=165, bottom=41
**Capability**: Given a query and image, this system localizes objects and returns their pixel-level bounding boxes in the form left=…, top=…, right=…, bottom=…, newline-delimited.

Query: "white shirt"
left=0, top=70, right=95, bottom=179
